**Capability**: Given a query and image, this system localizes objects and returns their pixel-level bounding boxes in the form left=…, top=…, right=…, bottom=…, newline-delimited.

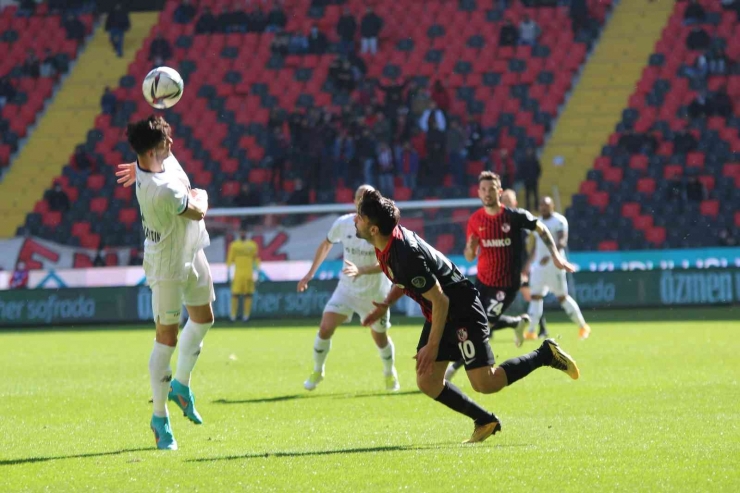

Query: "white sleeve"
left=157, top=182, right=188, bottom=216
left=559, top=215, right=569, bottom=235
left=326, top=216, right=344, bottom=244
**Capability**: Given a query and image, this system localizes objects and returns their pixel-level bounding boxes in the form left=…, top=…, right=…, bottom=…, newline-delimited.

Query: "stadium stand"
left=0, top=3, right=94, bottom=169
left=17, top=0, right=611, bottom=254
left=567, top=0, right=740, bottom=251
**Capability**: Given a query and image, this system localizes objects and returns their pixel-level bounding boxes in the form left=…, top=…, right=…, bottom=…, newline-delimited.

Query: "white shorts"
left=150, top=250, right=215, bottom=325
left=324, top=288, right=391, bottom=333
left=530, top=264, right=568, bottom=298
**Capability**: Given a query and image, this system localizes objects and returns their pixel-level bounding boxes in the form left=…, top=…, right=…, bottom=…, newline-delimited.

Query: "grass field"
left=1, top=308, right=739, bottom=492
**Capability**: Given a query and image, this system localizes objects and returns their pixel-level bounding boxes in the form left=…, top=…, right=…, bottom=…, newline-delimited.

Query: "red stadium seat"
left=71, top=221, right=90, bottom=237
left=632, top=214, right=654, bottom=231
left=699, top=200, right=720, bottom=218
left=645, top=227, right=666, bottom=246
left=598, top=240, right=619, bottom=251
left=587, top=191, right=609, bottom=210
left=118, top=208, right=138, bottom=227
left=42, top=211, right=62, bottom=227
left=335, top=187, right=353, bottom=203
left=637, top=178, right=656, bottom=194
left=90, top=197, right=108, bottom=215
left=621, top=202, right=641, bottom=218
left=434, top=234, right=455, bottom=255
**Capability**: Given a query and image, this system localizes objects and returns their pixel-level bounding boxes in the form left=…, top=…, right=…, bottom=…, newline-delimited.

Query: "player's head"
left=354, top=184, right=374, bottom=207
left=354, top=189, right=399, bottom=242
left=500, top=189, right=518, bottom=208
left=126, top=115, right=172, bottom=162
left=478, top=171, right=502, bottom=208
left=539, top=196, right=554, bottom=218
left=239, top=230, right=247, bottom=240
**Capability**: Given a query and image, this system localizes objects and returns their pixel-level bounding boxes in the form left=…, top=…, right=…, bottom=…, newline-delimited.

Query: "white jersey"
left=533, top=212, right=568, bottom=267
left=135, top=153, right=210, bottom=282
left=327, top=213, right=392, bottom=297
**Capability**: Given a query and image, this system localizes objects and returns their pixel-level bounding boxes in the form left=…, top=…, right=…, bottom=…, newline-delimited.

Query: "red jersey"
left=466, top=207, right=537, bottom=288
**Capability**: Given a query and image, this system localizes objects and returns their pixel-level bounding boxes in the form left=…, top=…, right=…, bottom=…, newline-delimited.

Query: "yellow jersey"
left=227, top=239, right=260, bottom=278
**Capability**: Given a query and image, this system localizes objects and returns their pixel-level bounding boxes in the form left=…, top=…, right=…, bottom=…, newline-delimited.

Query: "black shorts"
left=475, top=281, right=520, bottom=322
left=417, top=289, right=495, bottom=371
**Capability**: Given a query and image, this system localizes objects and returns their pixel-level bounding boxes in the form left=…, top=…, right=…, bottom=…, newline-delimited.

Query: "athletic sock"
left=149, top=342, right=176, bottom=418
left=174, top=319, right=212, bottom=387
left=243, top=295, right=253, bottom=320
left=561, top=295, right=586, bottom=327
left=538, top=316, right=548, bottom=336
left=313, top=333, right=331, bottom=372
left=528, top=299, right=544, bottom=334
left=491, top=315, right=520, bottom=331
left=435, top=382, right=496, bottom=425
left=230, top=296, right=239, bottom=320
left=377, top=336, right=396, bottom=376
left=498, top=346, right=549, bottom=386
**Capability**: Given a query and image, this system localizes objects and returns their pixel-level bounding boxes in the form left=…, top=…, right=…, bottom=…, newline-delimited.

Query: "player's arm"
left=297, top=239, right=333, bottom=292
left=361, top=285, right=405, bottom=327
left=115, top=162, right=136, bottom=187
left=342, top=260, right=381, bottom=278
left=534, top=221, right=575, bottom=272
left=416, top=281, right=448, bottom=375
left=463, top=219, right=479, bottom=261
left=180, top=189, right=208, bottom=221
left=522, top=234, right=536, bottom=275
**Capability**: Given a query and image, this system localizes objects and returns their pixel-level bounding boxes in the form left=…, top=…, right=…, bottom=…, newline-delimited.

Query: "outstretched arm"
left=297, top=239, right=334, bottom=292
left=534, top=221, right=574, bottom=272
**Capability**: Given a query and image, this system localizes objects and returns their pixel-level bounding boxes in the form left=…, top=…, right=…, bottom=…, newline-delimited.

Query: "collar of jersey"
left=136, top=158, right=166, bottom=174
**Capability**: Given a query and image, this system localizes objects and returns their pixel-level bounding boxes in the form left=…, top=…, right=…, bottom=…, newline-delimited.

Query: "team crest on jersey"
left=501, top=223, right=511, bottom=233
left=457, top=328, right=468, bottom=342
left=496, top=291, right=506, bottom=301
left=411, top=276, right=427, bottom=289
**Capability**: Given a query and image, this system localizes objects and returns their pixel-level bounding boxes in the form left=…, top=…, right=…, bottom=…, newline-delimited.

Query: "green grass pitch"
left=1, top=308, right=738, bottom=492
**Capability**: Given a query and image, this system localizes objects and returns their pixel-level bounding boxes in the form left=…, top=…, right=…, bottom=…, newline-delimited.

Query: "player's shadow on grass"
left=0, top=447, right=152, bottom=467
left=212, top=389, right=422, bottom=405
left=190, top=443, right=458, bottom=462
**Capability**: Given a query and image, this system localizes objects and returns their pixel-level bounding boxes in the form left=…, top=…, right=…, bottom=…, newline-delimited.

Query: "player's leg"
left=305, top=311, right=348, bottom=390
left=417, top=321, right=501, bottom=443
left=304, top=289, right=353, bottom=390
left=171, top=250, right=215, bottom=425
left=357, top=295, right=399, bottom=391
left=553, top=271, right=590, bottom=339
left=149, top=281, right=182, bottom=450
left=242, top=279, right=255, bottom=322
left=527, top=267, right=546, bottom=338
left=230, top=275, right=246, bottom=322
left=521, top=283, right=548, bottom=339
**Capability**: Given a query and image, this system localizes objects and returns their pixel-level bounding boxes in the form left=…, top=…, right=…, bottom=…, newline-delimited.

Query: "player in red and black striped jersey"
left=465, top=171, right=570, bottom=347
left=356, top=188, right=581, bottom=444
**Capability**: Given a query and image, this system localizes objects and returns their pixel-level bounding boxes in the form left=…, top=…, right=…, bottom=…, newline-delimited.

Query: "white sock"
left=313, top=333, right=331, bottom=373
left=149, top=342, right=175, bottom=418
left=528, top=299, right=544, bottom=334
left=378, top=336, right=396, bottom=376
left=174, top=319, right=212, bottom=387
left=561, top=296, right=586, bottom=328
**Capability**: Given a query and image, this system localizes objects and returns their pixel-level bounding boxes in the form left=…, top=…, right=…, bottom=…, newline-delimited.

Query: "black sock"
left=451, top=359, right=465, bottom=371
left=491, top=315, right=520, bottom=331
left=499, top=346, right=550, bottom=386
left=435, top=382, right=496, bottom=425
left=538, top=316, right=548, bottom=335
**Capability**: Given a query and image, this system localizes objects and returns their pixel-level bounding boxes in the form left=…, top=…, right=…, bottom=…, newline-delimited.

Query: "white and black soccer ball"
left=142, top=66, right=184, bottom=109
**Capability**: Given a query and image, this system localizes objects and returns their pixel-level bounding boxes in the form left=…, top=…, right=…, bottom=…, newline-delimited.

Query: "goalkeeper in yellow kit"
left=227, top=231, right=260, bottom=322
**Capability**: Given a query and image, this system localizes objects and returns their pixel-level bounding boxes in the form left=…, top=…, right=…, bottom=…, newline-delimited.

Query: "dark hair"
left=359, top=189, right=399, bottom=236
left=126, top=115, right=170, bottom=155
left=478, top=171, right=502, bottom=187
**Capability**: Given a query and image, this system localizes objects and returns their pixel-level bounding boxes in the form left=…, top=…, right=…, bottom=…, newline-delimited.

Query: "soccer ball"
left=142, top=66, right=184, bottom=109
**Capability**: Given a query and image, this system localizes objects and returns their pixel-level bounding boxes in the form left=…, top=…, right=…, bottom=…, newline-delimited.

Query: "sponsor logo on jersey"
left=457, top=328, right=468, bottom=342
left=481, top=238, right=512, bottom=247
left=501, top=223, right=511, bottom=233
left=496, top=291, right=506, bottom=301
left=411, top=276, right=427, bottom=289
